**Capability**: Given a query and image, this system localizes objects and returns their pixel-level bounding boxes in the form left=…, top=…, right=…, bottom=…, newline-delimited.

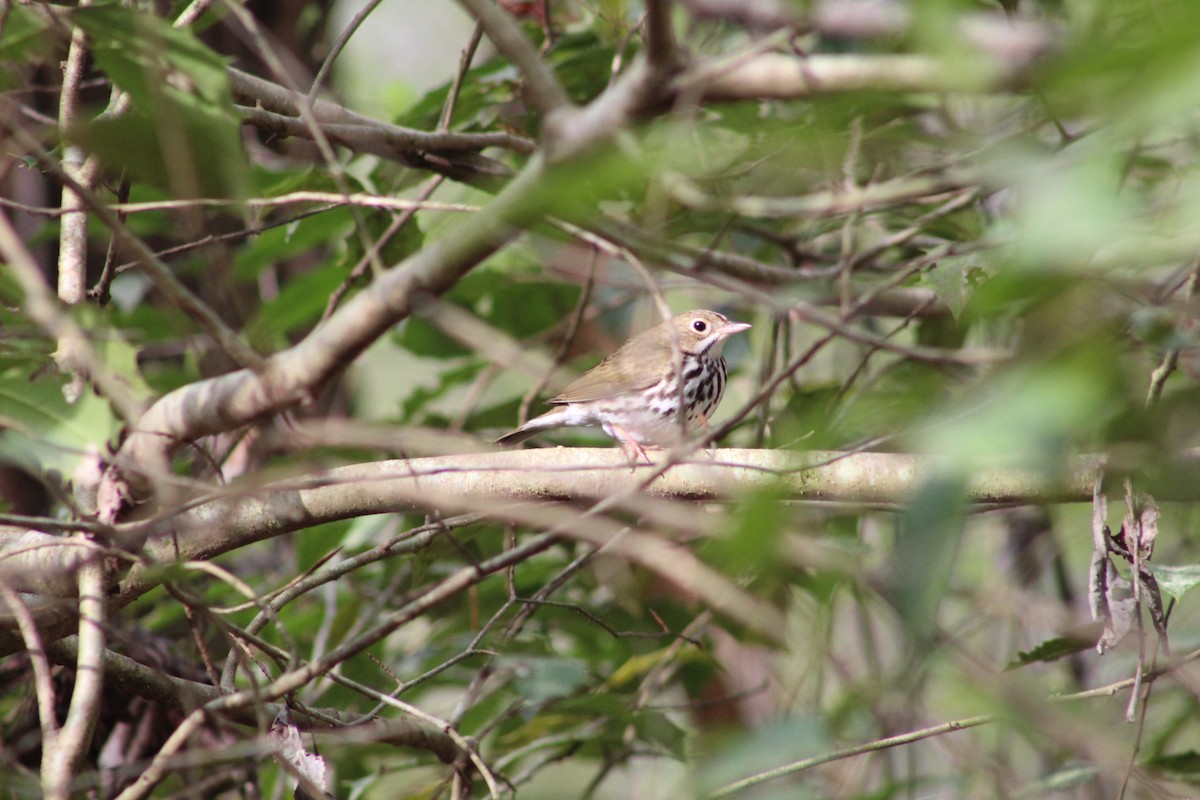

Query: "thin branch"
left=708, top=714, right=994, bottom=798
left=321, top=175, right=448, bottom=323
left=97, top=156, right=547, bottom=515
left=643, top=0, right=679, bottom=72
left=0, top=210, right=144, bottom=422
left=440, top=24, right=486, bottom=132
left=308, top=0, right=385, bottom=103
left=234, top=103, right=532, bottom=156
left=173, top=0, right=217, bottom=27
left=45, top=636, right=462, bottom=763
left=456, top=0, right=570, bottom=117
left=1, top=123, right=263, bottom=371
left=0, top=583, right=59, bottom=738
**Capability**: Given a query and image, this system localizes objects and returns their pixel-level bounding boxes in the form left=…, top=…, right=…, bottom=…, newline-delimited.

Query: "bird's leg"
left=693, top=411, right=718, bottom=460
left=609, top=423, right=651, bottom=468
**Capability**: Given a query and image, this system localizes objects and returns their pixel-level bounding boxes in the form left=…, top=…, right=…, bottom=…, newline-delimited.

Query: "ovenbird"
left=496, top=310, right=751, bottom=460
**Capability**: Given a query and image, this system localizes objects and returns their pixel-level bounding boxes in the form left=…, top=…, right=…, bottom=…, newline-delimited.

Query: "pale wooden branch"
left=41, top=557, right=106, bottom=800
left=686, top=52, right=1017, bottom=103
left=0, top=447, right=1116, bottom=658
left=56, top=7, right=90, bottom=309
left=100, top=161, right=549, bottom=517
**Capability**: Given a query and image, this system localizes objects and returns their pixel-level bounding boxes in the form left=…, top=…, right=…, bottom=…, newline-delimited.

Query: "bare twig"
left=456, top=0, right=571, bottom=117
left=0, top=210, right=144, bottom=422
left=1, top=123, right=263, bottom=370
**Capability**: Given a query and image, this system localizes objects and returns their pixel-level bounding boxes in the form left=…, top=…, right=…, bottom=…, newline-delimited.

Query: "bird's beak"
left=717, top=321, right=751, bottom=337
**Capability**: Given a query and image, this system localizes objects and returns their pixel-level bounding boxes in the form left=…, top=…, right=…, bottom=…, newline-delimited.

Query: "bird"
left=496, top=310, right=751, bottom=461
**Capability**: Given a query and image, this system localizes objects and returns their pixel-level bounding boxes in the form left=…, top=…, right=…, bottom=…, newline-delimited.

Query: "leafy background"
left=2, top=0, right=1200, bottom=798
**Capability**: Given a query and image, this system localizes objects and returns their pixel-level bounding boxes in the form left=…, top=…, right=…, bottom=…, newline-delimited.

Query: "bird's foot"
left=610, top=423, right=652, bottom=469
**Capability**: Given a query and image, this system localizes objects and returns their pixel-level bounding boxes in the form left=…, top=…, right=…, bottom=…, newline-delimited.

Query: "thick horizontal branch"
left=222, top=448, right=1107, bottom=507
left=0, top=447, right=1144, bottom=656
left=686, top=53, right=1023, bottom=103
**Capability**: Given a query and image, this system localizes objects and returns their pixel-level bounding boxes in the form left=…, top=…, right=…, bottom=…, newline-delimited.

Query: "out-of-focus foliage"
left=2, top=0, right=1200, bottom=798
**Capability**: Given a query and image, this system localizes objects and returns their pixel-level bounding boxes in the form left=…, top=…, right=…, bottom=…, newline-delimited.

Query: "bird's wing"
left=548, top=328, right=668, bottom=404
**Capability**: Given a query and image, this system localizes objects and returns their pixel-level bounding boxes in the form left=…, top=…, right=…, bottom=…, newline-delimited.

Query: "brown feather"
left=547, top=311, right=728, bottom=405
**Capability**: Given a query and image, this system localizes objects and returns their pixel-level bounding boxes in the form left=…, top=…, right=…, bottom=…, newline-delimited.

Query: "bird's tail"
left=494, top=408, right=570, bottom=448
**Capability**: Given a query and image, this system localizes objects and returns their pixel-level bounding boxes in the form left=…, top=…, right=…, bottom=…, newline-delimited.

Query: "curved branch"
left=101, top=158, right=550, bottom=517
left=0, top=446, right=1124, bottom=657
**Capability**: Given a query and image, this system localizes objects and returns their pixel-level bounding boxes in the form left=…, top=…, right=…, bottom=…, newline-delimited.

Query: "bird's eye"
left=692, top=320, right=708, bottom=333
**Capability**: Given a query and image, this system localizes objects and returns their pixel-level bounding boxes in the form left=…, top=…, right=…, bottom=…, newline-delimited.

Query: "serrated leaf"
left=1006, top=626, right=1103, bottom=669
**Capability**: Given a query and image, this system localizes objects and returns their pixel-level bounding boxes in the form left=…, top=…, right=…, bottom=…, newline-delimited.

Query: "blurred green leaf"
left=0, top=371, right=121, bottom=479
left=707, top=487, right=787, bottom=589
left=234, top=206, right=356, bottom=282
left=0, top=5, right=53, bottom=69
left=921, top=347, right=1122, bottom=463
left=246, top=264, right=347, bottom=344
left=71, top=5, right=245, bottom=198
left=699, top=716, right=830, bottom=794
left=922, top=255, right=985, bottom=320
left=507, top=656, right=590, bottom=703
left=633, top=710, right=687, bottom=759
left=889, top=473, right=967, bottom=640
left=1143, top=751, right=1200, bottom=778
left=1005, top=627, right=1101, bottom=670
left=1014, top=763, right=1101, bottom=794
left=1150, top=564, right=1200, bottom=603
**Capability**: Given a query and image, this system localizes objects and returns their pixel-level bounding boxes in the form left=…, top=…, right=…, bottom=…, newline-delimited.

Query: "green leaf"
left=889, top=472, right=967, bottom=640
left=0, top=5, right=54, bottom=70
left=1144, top=751, right=1200, bottom=778
left=921, top=254, right=984, bottom=320
left=706, top=487, right=788, bottom=592
left=507, top=656, right=590, bottom=703
left=0, top=372, right=121, bottom=478
left=1005, top=627, right=1102, bottom=669
left=1014, top=763, right=1100, bottom=795
left=1149, top=564, right=1200, bottom=603
left=70, top=5, right=246, bottom=199
left=699, top=716, right=830, bottom=794
left=245, top=265, right=348, bottom=344
left=632, top=710, right=687, bottom=759
left=233, top=206, right=356, bottom=281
